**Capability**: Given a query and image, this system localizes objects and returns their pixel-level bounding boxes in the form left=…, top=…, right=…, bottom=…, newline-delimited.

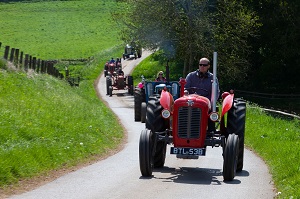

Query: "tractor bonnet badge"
left=187, top=99, right=194, bottom=106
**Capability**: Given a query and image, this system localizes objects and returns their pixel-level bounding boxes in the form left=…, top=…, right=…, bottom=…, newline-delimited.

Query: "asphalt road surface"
left=9, top=51, right=275, bottom=199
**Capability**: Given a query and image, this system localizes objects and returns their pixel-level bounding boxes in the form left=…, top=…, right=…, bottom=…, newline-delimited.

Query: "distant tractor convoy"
left=104, top=43, right=143, bottom=96
left=136, top=53, right=246, bottom=181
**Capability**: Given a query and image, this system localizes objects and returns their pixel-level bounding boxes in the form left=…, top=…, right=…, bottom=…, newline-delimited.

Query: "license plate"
left=170, top=147, right=206, bottom=156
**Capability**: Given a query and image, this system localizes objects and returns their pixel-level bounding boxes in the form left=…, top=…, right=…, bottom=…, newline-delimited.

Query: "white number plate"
left=170, top=147, right=206, bottom=156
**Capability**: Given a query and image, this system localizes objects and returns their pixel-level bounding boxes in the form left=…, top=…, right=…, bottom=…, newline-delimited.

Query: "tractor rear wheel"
left=106, top=76, right=111, bottom=95
left=141, top=102, right=146, bottom=123
left=134, top=88, right=143, bottom=121
left=227, top=98, right=246, bottom=171
left=146, top=97, right=167, bottom=168
left=127, top=76, right=134, bottom=95
left=223, top=134, right=239, bottom=181
left=139, top=129, right=153, bottom=177
left=109, top=86, right=113, bottom=97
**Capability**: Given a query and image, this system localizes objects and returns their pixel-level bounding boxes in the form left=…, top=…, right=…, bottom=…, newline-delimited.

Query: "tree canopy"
left=119, top=0, right=300, bottom=94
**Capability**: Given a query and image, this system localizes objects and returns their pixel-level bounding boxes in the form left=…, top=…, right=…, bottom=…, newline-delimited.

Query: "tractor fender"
left=221, top=92, right=234, bottom=117
left=160, top=90, right=174, bottom=111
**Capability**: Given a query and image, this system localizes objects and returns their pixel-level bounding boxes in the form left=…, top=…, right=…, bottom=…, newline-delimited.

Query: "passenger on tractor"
left=185, top=57, right=220, bottom=132
left=109, top=58, right=115, bottom=63
left=115, top=58, right=121, bottom=70
left=155, top=71, right=167, bottom=82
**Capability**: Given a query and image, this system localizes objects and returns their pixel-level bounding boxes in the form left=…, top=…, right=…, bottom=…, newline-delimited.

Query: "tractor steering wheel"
left=185, top=87, right=209, bottom=97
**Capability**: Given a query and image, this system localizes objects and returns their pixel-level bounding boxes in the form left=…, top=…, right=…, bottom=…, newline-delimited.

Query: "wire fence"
left=235, top=89, right=300, bottom=118
left=0, top=41, right=80, bottom=86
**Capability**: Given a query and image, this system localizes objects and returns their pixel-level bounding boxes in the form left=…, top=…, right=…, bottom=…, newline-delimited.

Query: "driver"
left=184, top=57, right=220, bottom=100
left=185, top=57, right=220, bottom=133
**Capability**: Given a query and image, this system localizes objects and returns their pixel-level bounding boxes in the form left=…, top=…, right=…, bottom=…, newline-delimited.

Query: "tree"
left=120, top=0, right=259, bottom=86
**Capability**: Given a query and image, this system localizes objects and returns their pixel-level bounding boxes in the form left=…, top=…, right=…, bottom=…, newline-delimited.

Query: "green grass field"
left=0, top=0, right=123, bottom=59
left=0, top=1, right=299, bottom=198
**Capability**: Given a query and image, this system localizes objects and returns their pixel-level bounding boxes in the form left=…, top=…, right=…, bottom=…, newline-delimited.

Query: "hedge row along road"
left=9, top=51, right=275, bottom=199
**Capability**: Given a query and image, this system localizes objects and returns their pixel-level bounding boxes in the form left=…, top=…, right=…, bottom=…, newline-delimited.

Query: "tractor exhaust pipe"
left=166, top=60, right=170, bottom=83
left=211, top=52, right=218, bottom=112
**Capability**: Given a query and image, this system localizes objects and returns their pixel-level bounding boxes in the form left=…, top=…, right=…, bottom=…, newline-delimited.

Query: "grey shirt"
left=185, top=70, right=220, bottom=101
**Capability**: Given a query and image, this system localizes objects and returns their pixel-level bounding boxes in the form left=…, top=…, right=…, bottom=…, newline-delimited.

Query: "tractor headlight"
left=161, top=109, right=171, bottom=119
left=209, top=112, right=219, bottom=122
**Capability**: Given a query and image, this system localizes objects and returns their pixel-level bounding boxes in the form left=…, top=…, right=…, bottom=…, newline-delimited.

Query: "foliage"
left=244, top=0, right=300, bottom=93
left=120, top=0, right=259, bottom=80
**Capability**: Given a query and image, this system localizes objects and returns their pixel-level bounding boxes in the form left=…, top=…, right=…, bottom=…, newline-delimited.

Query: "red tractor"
left=139, top=53, right=246, bottom=181
left=105, top=61, right=134, bottom=96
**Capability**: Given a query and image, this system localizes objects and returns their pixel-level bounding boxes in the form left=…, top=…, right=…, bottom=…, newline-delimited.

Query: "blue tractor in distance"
left=134, top=62, right=181, bottom=123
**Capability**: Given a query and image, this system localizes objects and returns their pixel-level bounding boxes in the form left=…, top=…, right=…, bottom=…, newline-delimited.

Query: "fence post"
left=41, top=60, right=45, bottom=73
left=32, top=57, right=36, bottom=71
left=20, top=51, right=23, bottom=67
left=37, top=59, right=40, bottom=73
left=4, top=46, right=9, bottom=59
left=9, top=48, right=15, bottom=62
left=15, top=49, right=19, bottom=68
left=29, top=55, right=32, bottom=69
left=24, top=54, right=29, bottom=71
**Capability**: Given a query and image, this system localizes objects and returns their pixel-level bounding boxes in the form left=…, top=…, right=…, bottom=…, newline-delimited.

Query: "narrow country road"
left=9, top=51, right=275, bottom=199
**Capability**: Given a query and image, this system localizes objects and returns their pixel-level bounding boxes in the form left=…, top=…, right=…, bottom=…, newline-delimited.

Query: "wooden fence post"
left=37, top=59, right=40, bottom=73
left=32, top=57, right=36, bottom=71
left=41, top=60, right=45, bottom=73
left=29, top=55, right=32, bottom=69
left=4, top=46, right=9, bottom=59
left=24, top=54, right=29, bottom=71
left=20, top=51, right=23, bottom=67
left=15, top=49, right=19, bottom=68
left=9, top=48, right=15, bottom=62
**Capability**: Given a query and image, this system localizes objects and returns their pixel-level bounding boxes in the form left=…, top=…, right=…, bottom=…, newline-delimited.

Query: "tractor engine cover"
left=117, top=76, right=125, bottom=89
left=172, top=94, right=211, bottom=148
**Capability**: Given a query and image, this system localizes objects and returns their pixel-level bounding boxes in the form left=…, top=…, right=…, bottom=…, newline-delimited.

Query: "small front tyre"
left=139, top=129, right=153, bottom=177
left=223, top=134, right=239, bottom=181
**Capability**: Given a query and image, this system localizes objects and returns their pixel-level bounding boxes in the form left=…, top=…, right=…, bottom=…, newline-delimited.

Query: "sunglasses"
left=199, top=64, right=209, bottom=66
left=159, top=73, right=163, bottom=75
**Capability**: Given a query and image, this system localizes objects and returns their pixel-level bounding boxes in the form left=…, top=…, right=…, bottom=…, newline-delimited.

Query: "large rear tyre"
left=141, top=102, right=146, bottom=123
left=146, top=97, right=166, bottom=132
left=109, top=86, right=113, bottom=97
left=139, top=129, right=153, bottom=177
left=134, top=88, right=143, bottom=121
left=223, top=134, right=239, bottom=181
left=227, top=98, right=246, bottom=171
left=127, top=76, right=134, bottom=95
left=146, top=97, right=167, bottom=168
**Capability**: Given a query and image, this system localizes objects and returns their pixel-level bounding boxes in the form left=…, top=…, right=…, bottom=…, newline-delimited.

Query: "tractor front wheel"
left=227, top=98, right=246, bottom=171
left=223, top=134, right=239, bottom=181
left=139, top=129, right=153, bottom=177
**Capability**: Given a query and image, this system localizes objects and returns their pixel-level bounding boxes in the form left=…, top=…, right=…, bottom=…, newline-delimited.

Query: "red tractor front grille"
left=177, top=107, right=202, bottom=139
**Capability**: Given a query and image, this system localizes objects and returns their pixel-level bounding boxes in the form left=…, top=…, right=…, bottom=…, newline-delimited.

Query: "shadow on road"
left=139, top=167, right=250, bottom=185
